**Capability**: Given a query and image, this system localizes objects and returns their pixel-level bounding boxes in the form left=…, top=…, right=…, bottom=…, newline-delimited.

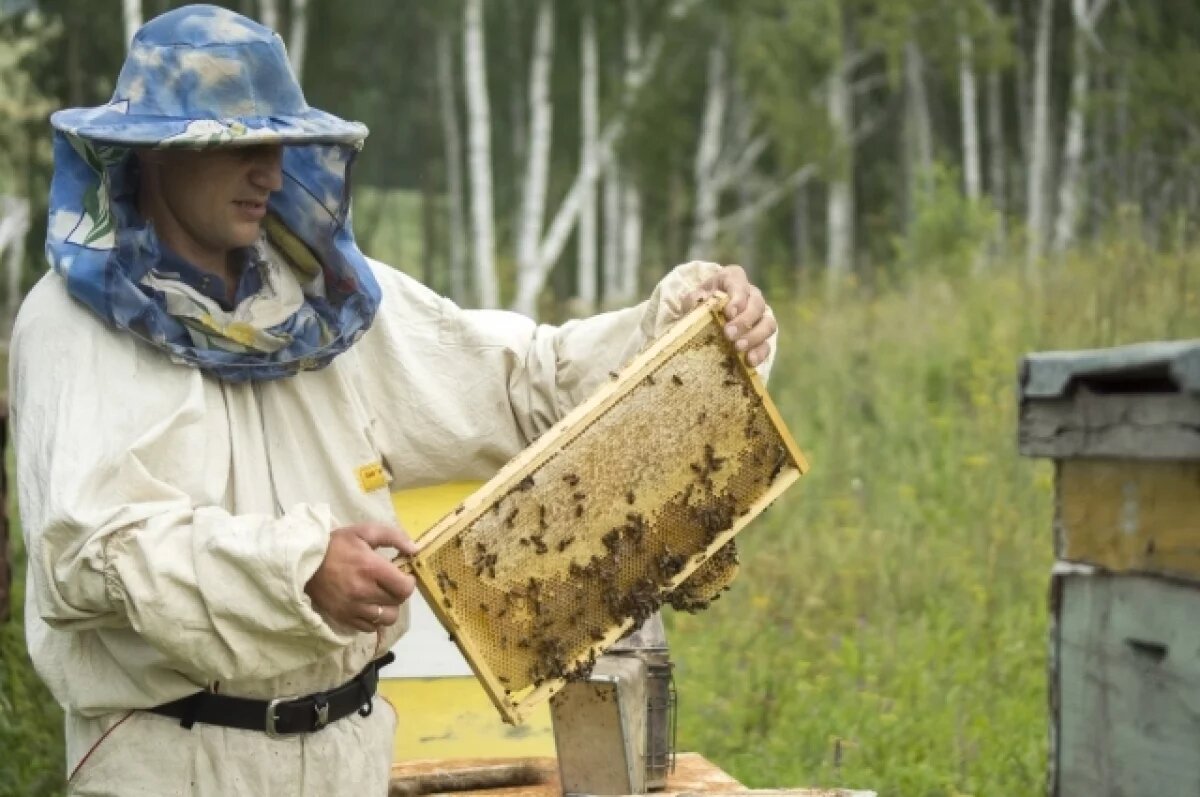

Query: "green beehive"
left=1019, top=340, right=1200, bottom=797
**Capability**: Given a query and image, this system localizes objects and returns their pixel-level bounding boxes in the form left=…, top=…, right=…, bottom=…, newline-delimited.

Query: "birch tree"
left=122, top=0, right=141, bottom=48
left=1025, top=0, right=1054, bottom=270
left=688, top=38, right=728, bottom=261
left=903, top=37, right=933, bottom=224
left=437, top=26, right=468, bottom=304
left=827, top=14, right=855, bottom=278
left=1052, top=0, right=1111, bottom=253
left=258, top=0, right=278, bottom=32
left=463, top=0, right=498, bottom=308
left=0, top=196, right=28, bottom=326
left=959, top=22, right=982, bottom=202
left=601, top=157, right=622, bottom=306
left=601, top=0, right=643, bottom=309
left=616, top=0, right=644, bottom=306
left=511, top=0, right=701, bottom=318
left=986, top=58, right=1006, bottom=228
left=288, top=0, right=309, bottom=82
left=514, top=0, right=555, bottom=315
left=577, top=2, right=599, bottom=311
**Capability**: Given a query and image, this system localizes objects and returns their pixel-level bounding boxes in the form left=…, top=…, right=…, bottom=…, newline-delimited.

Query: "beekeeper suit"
left=12, top=5, right=777, bottom=796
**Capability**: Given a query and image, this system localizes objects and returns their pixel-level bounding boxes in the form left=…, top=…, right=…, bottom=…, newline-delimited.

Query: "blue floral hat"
left=51, top=4, right=367, bottom=147
left=45, top=4, right=381, bottom=382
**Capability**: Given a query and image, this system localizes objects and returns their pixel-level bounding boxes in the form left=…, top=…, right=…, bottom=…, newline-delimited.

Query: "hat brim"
left=51, top=103, right=368, bottom=148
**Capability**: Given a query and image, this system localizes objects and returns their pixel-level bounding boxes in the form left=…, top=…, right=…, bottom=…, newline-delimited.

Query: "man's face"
left=145, top=144, right=284, bottom=257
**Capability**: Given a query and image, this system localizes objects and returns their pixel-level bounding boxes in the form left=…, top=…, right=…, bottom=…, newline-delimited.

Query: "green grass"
left=666, top=243, right=1200, bottom=796
left=2, top=239, right=1198, bottom=796
left=1, top=465, right=65, bottom=797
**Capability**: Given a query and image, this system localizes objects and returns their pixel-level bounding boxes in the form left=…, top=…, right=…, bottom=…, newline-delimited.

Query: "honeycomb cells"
left=419, top=320, right=800, bottom=716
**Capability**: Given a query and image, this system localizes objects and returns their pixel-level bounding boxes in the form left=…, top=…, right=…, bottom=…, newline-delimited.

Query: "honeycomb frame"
left=397, top=296, right=808, bottom=724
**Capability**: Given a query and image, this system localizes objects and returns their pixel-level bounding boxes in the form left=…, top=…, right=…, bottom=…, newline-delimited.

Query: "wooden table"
left=389, top=752, right=874, bottom=797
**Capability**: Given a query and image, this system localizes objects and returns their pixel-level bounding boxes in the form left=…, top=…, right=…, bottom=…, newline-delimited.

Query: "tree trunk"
left=463, top=0, right=498, bottom=308
left=666, top=167, right=684, bottom=278
left=510, top=0, right=700, bottom=317
left=1053, top=0, right=1109, bottom=253
left=288, top=0, right=309, bottom=83
left=437, top=27, right=469, bottom=304
left=258, top=0, right=278, bottom=31
left=987, top=65, right=1007, bottom=236
left=618, top=0, right=643, bottom=305
left=1116, top=61, right=1132, bottom=209
left=602, top=159, right=622, bottom=307
left=1013, top=0, right=1031, bottom=165
left=515, top=0, right=555, bottom=316
left=792, top=181, right=810, bottom=283
left=827, top=23, right=855, bottom=279
left=123, top=0, right=142, bottom=48
left=419, top=75, right=440, bottom=291
left=1025, top=0, right=1054, bottom=271
left=620, top=179, right=642, bottom=302
left=902, top=38, right=933, bottom=230
left=2, top=197, right=30, bottom=327
left=688, top=41, right=727, bottom=261
left=507, top=0, right=528, bottom=258
left=737, top=176, right=758, bottom=281
left=577, top=2, right=599, bottom=312
left=959, top=28, right=982, bottom=202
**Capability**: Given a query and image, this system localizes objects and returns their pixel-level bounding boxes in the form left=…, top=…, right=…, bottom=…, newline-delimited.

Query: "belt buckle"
left=265, top=697, right=289, bottom=738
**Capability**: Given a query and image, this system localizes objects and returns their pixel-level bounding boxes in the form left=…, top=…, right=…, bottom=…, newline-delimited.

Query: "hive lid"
left=395, top=296, right=808, bottom=723
left=1020, top=339, right=1200, bottom=399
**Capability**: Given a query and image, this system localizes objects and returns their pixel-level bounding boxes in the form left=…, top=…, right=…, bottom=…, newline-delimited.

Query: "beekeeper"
left=11, top=4, right=777, bottom=796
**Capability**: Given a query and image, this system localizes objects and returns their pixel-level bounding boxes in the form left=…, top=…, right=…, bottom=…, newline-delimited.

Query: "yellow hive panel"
left=397, top=297, right=808, bottom=723
left=1057, top=459, right=1200, bottom=580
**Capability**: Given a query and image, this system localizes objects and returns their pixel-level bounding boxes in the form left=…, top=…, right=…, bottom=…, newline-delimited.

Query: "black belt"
left=148, top=652, right=394, bottom=737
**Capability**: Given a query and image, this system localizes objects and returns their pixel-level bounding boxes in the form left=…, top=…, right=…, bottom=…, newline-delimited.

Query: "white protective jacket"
left=13, top=257, right=773, bottom=796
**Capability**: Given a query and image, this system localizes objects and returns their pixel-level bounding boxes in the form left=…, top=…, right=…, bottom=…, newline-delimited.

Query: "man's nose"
left=248, top=146, right=283, bottom=192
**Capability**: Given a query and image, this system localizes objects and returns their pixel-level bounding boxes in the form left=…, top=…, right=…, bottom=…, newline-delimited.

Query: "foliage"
left=0, top=8, right=58, bottom=196
left=666, top=243, right=1200, bottom=797
left=0, top=504, right=65, bottom=797
left=893, top=162, right=997, bottom=278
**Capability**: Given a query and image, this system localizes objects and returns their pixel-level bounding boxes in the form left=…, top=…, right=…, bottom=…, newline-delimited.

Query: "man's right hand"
left=304, top=522, right=418, bottom=633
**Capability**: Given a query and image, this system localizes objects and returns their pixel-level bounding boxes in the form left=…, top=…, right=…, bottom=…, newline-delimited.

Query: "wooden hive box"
left=397, top=297, right=807, bottom=724
left=1019, top=340, right=1200, bottom=796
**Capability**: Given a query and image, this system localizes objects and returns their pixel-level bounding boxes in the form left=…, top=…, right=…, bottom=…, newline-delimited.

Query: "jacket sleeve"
left=10, top=280, right=355, bottom=684
left=356, top=260, right=778, bottom=488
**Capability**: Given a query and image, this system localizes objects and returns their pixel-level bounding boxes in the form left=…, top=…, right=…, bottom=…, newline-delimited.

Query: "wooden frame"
left=397, top=297, right=808, bottom=723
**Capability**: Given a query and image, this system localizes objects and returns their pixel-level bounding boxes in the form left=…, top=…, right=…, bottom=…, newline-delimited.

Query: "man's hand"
left=682, top=265, right=776, bottom=367
left=305, top=522, right=418, bottom=633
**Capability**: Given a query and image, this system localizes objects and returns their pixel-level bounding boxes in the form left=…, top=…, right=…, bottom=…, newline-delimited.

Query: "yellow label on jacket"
left=356, top=462, right=388, bottom=493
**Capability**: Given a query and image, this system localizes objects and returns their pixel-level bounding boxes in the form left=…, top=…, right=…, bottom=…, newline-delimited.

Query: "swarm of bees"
left=413, top=319, right=802, bottom=712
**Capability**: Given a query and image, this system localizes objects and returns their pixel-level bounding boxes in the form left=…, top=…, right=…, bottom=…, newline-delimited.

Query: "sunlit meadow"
left=667, top=240, right=1200, bottom=797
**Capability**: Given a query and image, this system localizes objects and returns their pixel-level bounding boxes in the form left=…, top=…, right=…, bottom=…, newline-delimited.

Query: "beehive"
left=398, top=296, right=808, bottom=723
left=1020, top=340, right=1200, bottom=796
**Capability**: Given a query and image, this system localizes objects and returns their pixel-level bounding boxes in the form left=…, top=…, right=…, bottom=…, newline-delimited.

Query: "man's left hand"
left=682, top=265, right=776, bottom=367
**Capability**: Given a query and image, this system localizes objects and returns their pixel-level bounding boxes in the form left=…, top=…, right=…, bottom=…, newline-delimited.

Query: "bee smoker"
left=550, top=613, right=677, bottom=795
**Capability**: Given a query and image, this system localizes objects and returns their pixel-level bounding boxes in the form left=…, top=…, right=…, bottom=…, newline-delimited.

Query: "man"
left=12, top=5, right=777, bottom=796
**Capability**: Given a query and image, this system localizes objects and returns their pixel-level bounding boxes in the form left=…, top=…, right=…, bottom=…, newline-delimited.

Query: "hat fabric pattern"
left=44, top=4, right=381, bottom=381
left=51, top=4, right=367, bottom=148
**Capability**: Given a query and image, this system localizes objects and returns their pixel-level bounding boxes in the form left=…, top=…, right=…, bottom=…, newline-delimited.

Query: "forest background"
left=1, top=1, right=1199, bottom=795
